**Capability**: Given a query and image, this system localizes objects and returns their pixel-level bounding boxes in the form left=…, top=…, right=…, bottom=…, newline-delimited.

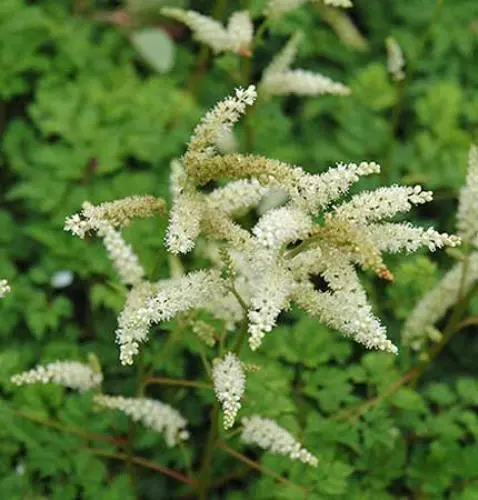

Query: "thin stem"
left=197, top=405, right=220, bottom=500
left=13, top=409, right=127, bottom=446
left=233, top=317, right=249, bottom=355
left=283, top=233, right=322, bottom=261
left=382, top=0, right=444, bottom=182
left=86, top=447, right=197, bottom=487
left=453, top=316, right=478, bottom=332
left=216, top=440, right=311, bottom=495
left=228, top=284, right=249, bottom=313
left=144, top=377, right=213, bottom=390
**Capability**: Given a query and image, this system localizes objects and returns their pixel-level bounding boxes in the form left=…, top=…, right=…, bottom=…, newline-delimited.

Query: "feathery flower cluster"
left=94, top=395, right=189, bottom=447
left=97, top=221, right=144, bottom=285
left=64, top=196, right=165, bottom=238
left=65, top=196, right=165, bottom=285
left=403, top=252, right=478, bottom=350
left=457, top=145, right=478, bottom=245
left=212, top=353, right=246, bottom=429
left=259, top=33, right=350, bottom=98
left=402, top=146, right=478, bottom=349
left=386, top=37, right=406, bottom=81
left=241, top=415, right=318, bottom=466
left=401, top=145, right=478, bottom=348
left=11, top=361, right=103, bottom=392
left=265, top=0, right=352, bottom=19
left=161, top=8, right=253, bottom=55
left=116, top=271, right=231, bottom=365
left=0, top=279, right=10, bottom=298
left=67, top=86, right=459, bottom=363
left=158, top=86, right=458, bottom=354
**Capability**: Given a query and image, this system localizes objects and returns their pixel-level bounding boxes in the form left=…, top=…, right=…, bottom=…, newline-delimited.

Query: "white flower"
left=64, top=196, right=165, bottom=238
left=11, top=361, right=103, bottom=392
left=0, top=279, right=10, bottom=298
left=261, top=69, right=351, bottom=98
left=457, top=145, right=478, bottom=244
left=292, top=247, right=398, bottom=354
left=366, top=223, right=460, bottom=253
left=213, top=353, right=246, bottom=429
left=185, top=85, right=257, bottom=169
left=260, top=35, right=350, bottom=98
left=324, top=0, right=353, bottom=7
left=264, top=0, right=352, bottom=19
left=331, top=185, right=433, bottom=223
left=386, top=37, right=405, bottom=81
left=97, top=221, right=145, bottom=286
left=252, top=206, right=313, bottom=251
left=207, top=178, right=268, bottom=216
left=292, top=161, right=381, bottom=214
left=116, top=271, right=228, bottom=365
left=227, top=11, right=254, bottom=55
left=403, top=252, right=478, bottom=350
left=161, top=8, right=253, bottom=55
left=94, top=395, right=189, bottom=447
left=241, top=415, right=318, bottom=466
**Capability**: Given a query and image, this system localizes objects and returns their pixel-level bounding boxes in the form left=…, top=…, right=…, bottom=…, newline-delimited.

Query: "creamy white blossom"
left=207, top=178, right=268, bottom=216
left=366, top=223, right=460, bottom=253
left=261, top=69, right=351, bottom=98
left=97, top=221, right=145, bottom=286
left=403, top=252, right=478, bottom=350
left=241, top=415, right=318, bottom=466
left=94, top=395, right=189, bottom=447
left=185, top=85, right=257, bottom=168
left=67, top=87, right=460, bottom=365
left=116, top=271, right=228, bottom=365
left=248, top=266, right=296, bottom=350
left=386, top=37, right=406, bottom=81
left=64, top=197, right=165, bottom=238
left=227, top=11, right=254, bottom=55
left=166, top=159, right=204, bottom=255
left=457, top=145, right=478, bottom=245
left=11, top=361, right=103, bottom=392
left=265, top=0, right=352, bottom=18
left=293, top=161, right=381, bottom=214
left=260, top=35, right=350, bottom=98
left=331, top=185, right=433, bottom=223
left=213, top=353, right=246, bottom=429
left=0, top=279, right=10, bottom=298
left=161, top=8, right=253, bottom=55
left=324, top=0, right=353, bottom=8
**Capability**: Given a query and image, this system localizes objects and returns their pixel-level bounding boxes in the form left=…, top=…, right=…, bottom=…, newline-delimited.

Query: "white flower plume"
left=457, top=145, right=478, bottom=245
left=185, top=85, right=256, bottom=167
left=116, top=271, right=229, bottom=365
left=94, top=395, right=189, bottom=447
left=68, top=87, right=460, bottom=364
left=97, top=221, right=145, bottom=286
left=213, top=353, right=246, bottom=429
left=386, top=37, right=405, bottom=81
left=260, top=34, right=350, bottom=98
left=265, top=0, right=352, bottom=19
left=11, top=361, right=103, bottom=392
left=0, top=279, right=10, bottom=298
left=403, top=252, right=478, bottom=350
left=241, top=415, right=318, bottom=466
left=161, top=8, right=253, bottom=56
left=64, top=197, right=165, bottom=285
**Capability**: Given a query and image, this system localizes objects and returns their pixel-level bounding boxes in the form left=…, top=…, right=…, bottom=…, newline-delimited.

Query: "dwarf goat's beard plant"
left=9, top=83, right=461, bottom=497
